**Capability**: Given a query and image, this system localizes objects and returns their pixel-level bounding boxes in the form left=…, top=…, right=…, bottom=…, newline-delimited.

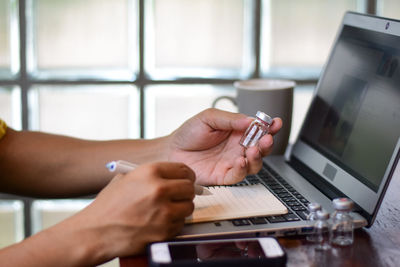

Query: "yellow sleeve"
left=0, top=119, right=7, bottom=140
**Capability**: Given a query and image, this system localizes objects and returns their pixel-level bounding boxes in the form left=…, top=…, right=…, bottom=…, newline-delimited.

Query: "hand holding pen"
left=106, top=160, right=212, bottom=196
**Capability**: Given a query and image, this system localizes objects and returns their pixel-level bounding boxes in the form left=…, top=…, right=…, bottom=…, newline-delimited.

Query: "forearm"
left=0, top=128, right=170, bottom=197
left=0, top=216, right=111, bottom=267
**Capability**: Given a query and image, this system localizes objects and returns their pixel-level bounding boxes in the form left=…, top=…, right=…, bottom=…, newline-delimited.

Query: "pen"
left=106, top=160, right=212, bottom=196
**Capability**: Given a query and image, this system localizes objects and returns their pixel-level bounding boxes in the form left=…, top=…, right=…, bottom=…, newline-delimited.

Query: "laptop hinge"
left=288, top=156, right=375, bottom=226
left=288, top=156, right=345, bottom=200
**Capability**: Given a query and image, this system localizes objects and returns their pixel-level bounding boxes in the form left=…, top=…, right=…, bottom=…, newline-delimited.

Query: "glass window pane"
left=145, top=85, right=236, bottom=138
left=0, top=87, right=13, bottom=123
left=261, top=0, right=358, bottom=77
left=0, top=86, right=21, bottom=130
left=31, top=199, right=119, bottom=266
left=0, top=200, right=24, bottom=248
left=147, top=0, right=252, bottom=79
left=31, top=200, right=91, bottom=234
left=0, top=0, right=11, bottom=69
left=0, top=0, right=18, bottom=76
left=380, top=0, right=400, bottom=19
left=29, top=85, right=139, bottom=140
left=30, top=0, right=137, bottom=79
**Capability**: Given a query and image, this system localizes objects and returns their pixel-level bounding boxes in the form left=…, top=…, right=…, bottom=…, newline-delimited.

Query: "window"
left=31, top=200, right=91, bottom=234
left=0, top=0, right=380, bottom=253
left=29, top=85, right=139, bottom=139
left=261, top=0, right=358, bottom=78
left=145, top=84, right=236, bottom=137
left=0, top=0, right=18, bottom=78
left=0, top=86, right=21, bottom=129
left=146, top=0, right=253, bottom=79
left=28, top=0, right=138, bottom=80
left=379, top=0, right=400, bottom=18
left=0, top=1, right=11, bottom=70
left=0, top=201, right=24, bottom=249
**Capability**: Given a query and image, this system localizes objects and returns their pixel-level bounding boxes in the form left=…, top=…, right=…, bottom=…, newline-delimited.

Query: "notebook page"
left=185, top=184, right=287, bottom=224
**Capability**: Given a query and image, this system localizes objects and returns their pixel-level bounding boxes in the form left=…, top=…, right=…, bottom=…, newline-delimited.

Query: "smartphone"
left=148, top=237, right=286, bottom=267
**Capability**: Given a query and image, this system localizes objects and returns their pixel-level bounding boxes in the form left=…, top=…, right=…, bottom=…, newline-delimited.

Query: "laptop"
left=178, top=11, right=400, bottom=239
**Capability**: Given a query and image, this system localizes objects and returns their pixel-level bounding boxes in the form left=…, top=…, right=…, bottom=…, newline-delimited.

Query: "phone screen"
left=168, top=240, right=267, bottom=261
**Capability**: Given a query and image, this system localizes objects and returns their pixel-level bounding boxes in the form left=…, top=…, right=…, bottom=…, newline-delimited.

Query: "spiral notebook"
left=185, top=184, right=288, bottom=224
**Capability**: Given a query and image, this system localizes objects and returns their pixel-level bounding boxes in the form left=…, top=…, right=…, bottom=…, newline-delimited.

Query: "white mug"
left=212, top=79, right=295, bottom=155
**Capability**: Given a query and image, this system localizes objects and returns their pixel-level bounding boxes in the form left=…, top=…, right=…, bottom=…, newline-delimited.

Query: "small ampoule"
left=239, top=111, right=273, bottom=148
left=331, top=198, right=354, bottom=246
left=314, top=210, right=331, bottom=251
left=306, top=202, right=322, bottom=242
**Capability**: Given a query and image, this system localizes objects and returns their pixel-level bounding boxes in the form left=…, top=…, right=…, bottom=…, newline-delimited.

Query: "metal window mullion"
left=367, top=0, right=377, bottom=14
left=252, top=0, right=262, bottom=78
left=18, top=0, right=33, bottom=238
left=138, top=0, right=145, bottom=138
left=18, top=0, right=28, bottom=131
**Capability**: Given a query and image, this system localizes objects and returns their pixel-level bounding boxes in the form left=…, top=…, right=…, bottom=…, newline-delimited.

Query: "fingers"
left=254, top=134, right=274, bottom=157
left=269, top=117, right=282, bottom=136
left=222, top=157, right=248, bottom=184
left=200, top=109, right=282, bottom=134
left=245, top=146, right=264, bottom=174
left=153, top=162, right=196, bottom=200
left=132, top=162, right=196, bottom=201
left=162, top=179, right=195, bottom=201
left=228, top=131, right=276, bottom=183
left=200, top=108, right=250, bottom=131
left=152, top=162, right=196, bottom=182
left=153, top=200, right=194, bottom=240
left=164, top=220, right=186, bottom=240
left=222, top=134, right=274, bottom=184
left=168, top=201, right=195, bottom=220
left=254, top=117, right=281, bottom=157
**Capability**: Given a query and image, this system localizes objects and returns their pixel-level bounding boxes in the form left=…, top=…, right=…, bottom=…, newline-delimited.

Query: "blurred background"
left=0, top=0, right=399, bottom=265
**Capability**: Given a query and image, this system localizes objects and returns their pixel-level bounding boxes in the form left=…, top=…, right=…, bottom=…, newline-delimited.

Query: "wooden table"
left=120, top=167, right=400, bottom=267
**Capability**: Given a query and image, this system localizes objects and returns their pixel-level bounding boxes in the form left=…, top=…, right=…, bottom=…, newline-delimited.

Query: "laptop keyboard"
left=231, top=163, right=311, bottom=226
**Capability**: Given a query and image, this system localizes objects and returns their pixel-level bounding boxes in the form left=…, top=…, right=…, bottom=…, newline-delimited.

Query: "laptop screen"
left=300, top=24, right=400, bottom=193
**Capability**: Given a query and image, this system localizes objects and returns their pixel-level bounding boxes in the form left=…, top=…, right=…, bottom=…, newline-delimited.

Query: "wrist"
left=156, top=134, right=172, bottom=161
left=34, top=216, right=112, bottom=266
left=138, top=135, right=171, bottom=163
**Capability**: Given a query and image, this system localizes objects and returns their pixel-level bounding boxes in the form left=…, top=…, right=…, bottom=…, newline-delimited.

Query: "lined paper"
left=185, top=184, right=288, bottom=224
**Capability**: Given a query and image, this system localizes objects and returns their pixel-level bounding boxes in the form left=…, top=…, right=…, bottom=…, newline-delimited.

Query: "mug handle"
left=211, top=96, right=237, bottom=108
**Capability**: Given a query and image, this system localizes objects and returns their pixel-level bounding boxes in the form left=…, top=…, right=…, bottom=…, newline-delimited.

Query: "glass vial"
left=331, top=198, right=354, bottom=246
left=314, top=210, right=331, bottom=251
left=306, top=202, right=322, bottom=242
left=239, top=111, right=272, bottom=148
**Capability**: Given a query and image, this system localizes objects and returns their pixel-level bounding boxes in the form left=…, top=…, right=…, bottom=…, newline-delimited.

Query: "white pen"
left=106, top=160, right=212, bottom=196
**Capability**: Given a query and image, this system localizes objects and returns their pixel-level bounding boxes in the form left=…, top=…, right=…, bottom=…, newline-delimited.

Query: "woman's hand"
left=167, top=108, right=282, bottom=185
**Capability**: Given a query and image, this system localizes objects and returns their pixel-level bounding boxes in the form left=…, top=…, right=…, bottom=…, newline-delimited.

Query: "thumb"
left=201, top=108, right=251, bottom=132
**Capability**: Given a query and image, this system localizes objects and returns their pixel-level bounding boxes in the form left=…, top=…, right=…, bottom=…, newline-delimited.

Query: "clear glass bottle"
left=314, top=210, right=331, bottom=251
left=306, top=202, right=322, bottom=242
left=239, top=111, right=272, bottom=148
left=331, top=198, right=354, bottom=246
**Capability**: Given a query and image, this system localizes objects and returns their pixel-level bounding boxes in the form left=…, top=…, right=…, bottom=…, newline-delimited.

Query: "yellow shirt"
left=0, top=119, right=7, bottom=140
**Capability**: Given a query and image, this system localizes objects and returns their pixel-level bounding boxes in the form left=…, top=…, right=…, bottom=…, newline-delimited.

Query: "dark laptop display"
left=300, top=25, right=400, bottom=193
